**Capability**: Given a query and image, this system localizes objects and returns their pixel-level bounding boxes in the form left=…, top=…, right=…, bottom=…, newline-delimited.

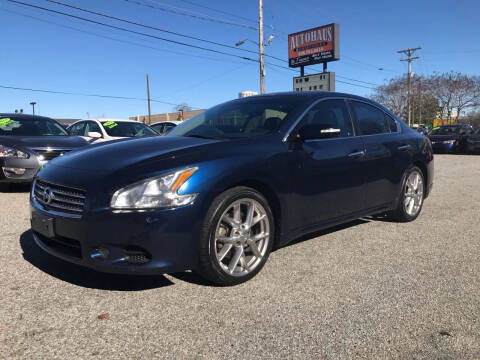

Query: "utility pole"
left=258, top=0, right=265, bottom=94
left=146, top=74, right=152, bottom=125
left=397, top=46, right=421, bottom=126
left=30, top=102, right=36, bottom=115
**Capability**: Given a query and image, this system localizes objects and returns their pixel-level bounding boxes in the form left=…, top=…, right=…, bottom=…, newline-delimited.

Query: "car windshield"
left=168, top=97, right=305, bottom=139
left=430, top=125, right=462, bottom=135
left=0, top=116, right=68, bottom=136
left=101, top=121, right=157, bottom=137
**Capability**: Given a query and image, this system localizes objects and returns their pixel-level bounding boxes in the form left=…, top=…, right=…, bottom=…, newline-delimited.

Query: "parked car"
left=67, top=118, right=158, bottom=143
left=429, top=124, right=474, bottom=153
left=0, top=114, right=88, bottom=189
left=466, top=129, right=480, bottom=153
left=30, top=92, right=434, bottom=285
left=151, top=121, right=182, bottom=135
left=410, top=126, right=428, bottom=136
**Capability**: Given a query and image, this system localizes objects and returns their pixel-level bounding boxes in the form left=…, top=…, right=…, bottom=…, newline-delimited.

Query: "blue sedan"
left=30, top=92, right=434, bottom=285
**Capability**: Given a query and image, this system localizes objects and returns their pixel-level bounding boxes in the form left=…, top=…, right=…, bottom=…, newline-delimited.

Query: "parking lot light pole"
left=30, top=101, right=36, bottom=115
left=146, top=74, right=151, bottom=125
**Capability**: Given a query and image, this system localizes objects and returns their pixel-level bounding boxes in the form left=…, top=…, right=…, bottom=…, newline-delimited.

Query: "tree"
left=426, top=72, right=480, bottom=121
left=173, top=103, right=192, bottom=112
left=371, top=75, right=439, bottom=126
left=373, top=72, right=480, bottom=127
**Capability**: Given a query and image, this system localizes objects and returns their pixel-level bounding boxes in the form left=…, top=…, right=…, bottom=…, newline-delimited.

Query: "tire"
left=196, top=186, right=274, bottom=286
left=387, top=166, right=425, bottom=222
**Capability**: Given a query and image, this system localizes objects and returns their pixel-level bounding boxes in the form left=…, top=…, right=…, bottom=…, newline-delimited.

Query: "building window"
left=313, top=85, right=317, bottom=90
left=305, top=77, right=309, bottom=82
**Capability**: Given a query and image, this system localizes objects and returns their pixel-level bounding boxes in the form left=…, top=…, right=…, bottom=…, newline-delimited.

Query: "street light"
left=29, top=102, right=37, bottom=115
left=235, top=35, right=274, bottom=47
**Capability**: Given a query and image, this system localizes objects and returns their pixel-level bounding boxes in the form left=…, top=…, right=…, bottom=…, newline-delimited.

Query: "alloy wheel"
left=404, top=171, right=424, bottom=216
left=214, top=198, right=270, bottom=277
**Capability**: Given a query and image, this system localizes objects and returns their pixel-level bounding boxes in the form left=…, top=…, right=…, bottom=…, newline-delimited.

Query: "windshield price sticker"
left=0, top=118, right=14, bottom=127
left=103, top=121, right=118, bottom=129
left=0, top=118, right=20, bottom=130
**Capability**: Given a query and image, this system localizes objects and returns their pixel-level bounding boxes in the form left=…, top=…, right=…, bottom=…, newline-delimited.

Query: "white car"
left=67, top=118, right=158, bottom=143
left=150, top=120, right=182, bottom=135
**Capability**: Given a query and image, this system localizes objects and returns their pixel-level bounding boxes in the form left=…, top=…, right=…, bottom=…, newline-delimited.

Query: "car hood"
left=429, top=134, right=460, bottom=141
left=49, top=135, right=220, bottom=172
left=0, top=136, right=88, bottom=149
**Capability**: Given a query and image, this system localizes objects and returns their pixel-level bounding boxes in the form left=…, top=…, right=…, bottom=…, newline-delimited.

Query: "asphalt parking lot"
left=1, top=154, right=479, bottom=359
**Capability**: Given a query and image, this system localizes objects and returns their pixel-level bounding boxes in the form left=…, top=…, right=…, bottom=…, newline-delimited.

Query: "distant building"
left=239, top=91, right=258, bottom=98
left=130, top=109, right=205, bottom=124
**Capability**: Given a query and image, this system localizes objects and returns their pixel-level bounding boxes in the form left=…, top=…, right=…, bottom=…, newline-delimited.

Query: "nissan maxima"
left=0, top=114, right=88, bottom=190
left=30, top=93, right=434, bottom=285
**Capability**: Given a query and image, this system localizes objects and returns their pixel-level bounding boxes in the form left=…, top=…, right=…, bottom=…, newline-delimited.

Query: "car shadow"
left=19, top=230, right=174, bottom=291
left=0, top=183, right=31, bottom=193
left=19, top=218, right=379, bottom=289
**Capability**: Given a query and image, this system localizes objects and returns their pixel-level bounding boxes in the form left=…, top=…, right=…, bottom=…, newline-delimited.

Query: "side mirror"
left=87, top=131, right=102, bottom=139
left=294, top=124, right=342, bottom=141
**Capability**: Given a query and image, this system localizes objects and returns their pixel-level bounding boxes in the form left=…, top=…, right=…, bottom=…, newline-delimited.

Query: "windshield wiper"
left=184, top=134, right=223, bottom=140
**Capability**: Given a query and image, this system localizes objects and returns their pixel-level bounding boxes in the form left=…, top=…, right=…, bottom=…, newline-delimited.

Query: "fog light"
left=2, top=167, right=26, bottom=175
left=90, top=247, right=110, bottom=260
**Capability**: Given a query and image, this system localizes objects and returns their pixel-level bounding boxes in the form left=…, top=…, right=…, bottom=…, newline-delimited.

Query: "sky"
left=1, top=0, right=479, bottom=119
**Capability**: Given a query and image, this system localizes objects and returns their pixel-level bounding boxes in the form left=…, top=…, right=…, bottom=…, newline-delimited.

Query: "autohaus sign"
left=288, top=23, right=340, bottom=67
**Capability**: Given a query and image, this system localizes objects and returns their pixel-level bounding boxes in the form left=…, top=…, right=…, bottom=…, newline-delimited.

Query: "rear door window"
left=385, top=114, right=398, bottom=133
left=350, top=101, right=389, bottom=135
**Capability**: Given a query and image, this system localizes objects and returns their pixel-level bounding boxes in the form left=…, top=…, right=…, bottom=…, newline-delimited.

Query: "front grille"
left=34, top=231, right=82, bottom=259
left=124, top=247, right=151, bottom=265
left=33, top=149, right=71, bottom=161
left=34, top=179, right=86, bottom=214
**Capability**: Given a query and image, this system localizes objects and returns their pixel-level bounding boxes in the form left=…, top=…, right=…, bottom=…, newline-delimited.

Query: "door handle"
left=348, top=150, right=365, bottom=159
left=398, top=144, right=411, bottom=151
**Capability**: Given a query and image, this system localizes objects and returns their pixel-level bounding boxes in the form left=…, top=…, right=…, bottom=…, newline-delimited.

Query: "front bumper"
left=30, top=197, right=203, bottom=274
left=431, top=141, right=457, bottom=153
left=0, top=157, right=40, bottom=183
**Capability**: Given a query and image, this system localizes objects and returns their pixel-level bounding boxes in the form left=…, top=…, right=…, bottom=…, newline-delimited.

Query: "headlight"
left=0, top=145, right=29, bottom=158
left=442, top=140, right=456, bottom=144
left=111, top=167, right=198, bottom=209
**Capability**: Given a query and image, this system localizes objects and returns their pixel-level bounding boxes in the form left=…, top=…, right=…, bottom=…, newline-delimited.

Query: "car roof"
left=85, top=118, right=135, bottom=122
left=0, top=113, right=56, bottom=121
left=152, top=121, right=182, bottom=125
left=231, top=91, right=394, bottom=116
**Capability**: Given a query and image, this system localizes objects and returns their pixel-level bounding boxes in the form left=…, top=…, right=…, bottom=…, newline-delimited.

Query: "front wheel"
left=196, top=187, right=274, bottom=286
left=388, top=166, right=425, bottom=222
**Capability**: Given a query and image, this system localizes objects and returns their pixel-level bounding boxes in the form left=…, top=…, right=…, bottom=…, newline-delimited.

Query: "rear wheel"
left=388, top=167, right=425, bottom=222
left=196, top=187, right=274, bottom=286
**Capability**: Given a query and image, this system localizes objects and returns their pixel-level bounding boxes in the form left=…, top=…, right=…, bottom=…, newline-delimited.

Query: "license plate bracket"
left=31, top=212, right=56, bottom=238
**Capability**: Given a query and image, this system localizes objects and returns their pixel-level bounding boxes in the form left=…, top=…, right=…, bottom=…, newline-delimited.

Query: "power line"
left=123, top=0, right=258, bottom=31
left=176, top=0, right=258, bottom=24
left=7, top=0, right=259, bottom=63
left=0, top=84, right=198, bottom=107
left=2, top=8, right=248, bottom=65
left=44, top=0, right=264, bottom=58
left=7, top=1, right=379, bottom=91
